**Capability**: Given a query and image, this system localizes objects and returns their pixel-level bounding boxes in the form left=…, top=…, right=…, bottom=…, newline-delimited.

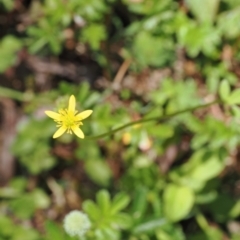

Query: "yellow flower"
left=45, top=95, right=92, bottom=139
left=122, top=132, right=131, bottom=145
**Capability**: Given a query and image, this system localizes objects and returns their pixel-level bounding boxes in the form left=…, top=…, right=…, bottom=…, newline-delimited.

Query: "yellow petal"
left=71, top=126, right=84, bottom=138
left=53, top=126, right=67, bottom=138
left=45, top=111, right=61, bottom=120
left=76, top=110, right=93, bottom=120
left=68, top=95, right=76, bottom=112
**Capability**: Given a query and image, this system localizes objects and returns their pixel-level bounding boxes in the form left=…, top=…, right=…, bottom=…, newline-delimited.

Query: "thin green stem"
left=0, top=86, right=33, bottom=101
left=86, top=99, right=220, bottom=140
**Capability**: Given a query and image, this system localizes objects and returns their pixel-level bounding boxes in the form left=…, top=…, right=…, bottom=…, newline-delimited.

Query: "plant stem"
left=0, top=86, right=33, bottom=101
left=86, top=99, right=220, bottom=140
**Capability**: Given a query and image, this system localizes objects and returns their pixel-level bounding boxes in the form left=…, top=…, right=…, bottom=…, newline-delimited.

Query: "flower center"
left=65, top=115, right=75, bottom=128
left=57, top=109, right=79, bottom=129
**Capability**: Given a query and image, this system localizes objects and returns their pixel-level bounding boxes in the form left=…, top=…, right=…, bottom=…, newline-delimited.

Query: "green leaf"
left=84, top=92, right=101, bottom=108
left=0, top=35, right=22, bottom=72
left=98, top=227, right=120, bottom=240
left=148, top=124, right=174, bottom=139
left=96, top=190, right=111, bottom=215
left=110, top=193, right=130, bottom=215
left=178, top=23, right=220, bottom=58
left=133, top=218, right=166, bottom=234
left=163, top=184, right=194, bottom=222
left=208, top=194, right=237, bottom=221
left=10, top=177, right=27, bottom=192
left=81, top=24, right=106, bottom=50
left=231, top=106, right=240, bottom=117
left=218, top=7, right=240, bottom=39
left=195, top=191, right=218, bottom=204
left=206, top=226, right=223, bottom=240
left=149, top=191, right=162, bottom=217
left=11, top=226, right=40, bottom=240
left=0, top=0, right=14, bottom=10
left=77, top=82, right=90, bottom=103
left=185, top=0, right=220, bottom=24
left=10, top=194, right=36, bottom=219
left=0, top=216, right=14, bottom=237
left=230, top=200, right=240, bottom=218
left=155, top=223, right=185, bottom=240
left=31, top=189, right=50, bottom=209
left=45, top=221, right=65, bottom=240
left=82, top=200, right=101, bottom=221
left=131, top=187, right=148, bottom=220
left=110, top=213, right=132, bottom=229
left=177, top=150, right=227, bottom=186
left=219, top=80, right=230, bottom=101
left=133, top=31, right=174, bottom=68
left=189, top=151, right=226, bottom=182
left=226, top=89, right=240, bottom=105
left=84, top=159, right=112, bottom=186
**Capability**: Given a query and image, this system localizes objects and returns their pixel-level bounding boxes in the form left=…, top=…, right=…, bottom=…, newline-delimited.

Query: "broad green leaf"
left=189, top=152, right=226, bottom=182
left=10, top=194, right=36, bottom=219
left=226, top=89, right=240, bottom=105
left=0, top=216, right=14, bottom=237
left=45, top=221, right=65, bottom=240
left=218, top=7, right=240, bottom=39
left=133, top=31, right=174, bottom=67
left=231, top=106, right=240, bottom=117
left=0, top=187, right=20, bottom=198
left=219, top=80, right=230, bottom=101
left=12, top=227, right=40, bottom=240
left=31, top=189, right=50, bottom=209
left=170, top=151, right=226, bottom=192
left=185, top=0, right=220, bottom=24
left=84, top=159, right=112, bottom=186
left=0, top=0, right=14, bottom=10
left=163, top=184, right=194, bottom=222
left=10, top=177, right=27, bottom=192
left=178, top=150, right=226, bottom=183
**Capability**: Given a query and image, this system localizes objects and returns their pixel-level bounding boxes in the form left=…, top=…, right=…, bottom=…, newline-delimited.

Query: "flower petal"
left=71, top=126, right=84, bottom=138
left=53, top=126, right=67, bottom=138
left=45, top=111, right=61, bottom=120
left=68, top=95, right=76, bottom=112
left=76, top=110, right=93, bottom=120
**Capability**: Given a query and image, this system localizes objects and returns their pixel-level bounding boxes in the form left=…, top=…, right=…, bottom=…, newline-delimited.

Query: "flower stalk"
left=86, top=99, right=220, bottom=140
